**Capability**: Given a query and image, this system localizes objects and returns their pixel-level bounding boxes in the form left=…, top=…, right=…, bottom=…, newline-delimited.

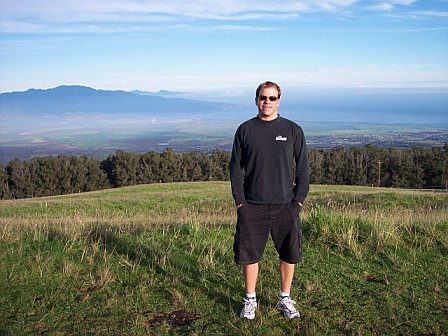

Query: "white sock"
left=280, top=291, right=290, bottom=299
left=245, top=292, right=256, bottom=301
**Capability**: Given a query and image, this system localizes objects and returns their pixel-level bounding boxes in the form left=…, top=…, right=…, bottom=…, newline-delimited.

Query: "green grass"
left=1, top=182, right=447, bottom=335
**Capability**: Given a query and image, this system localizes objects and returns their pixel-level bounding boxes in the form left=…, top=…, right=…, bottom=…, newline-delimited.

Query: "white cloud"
left=369, top=3, right=394, bottom=11
left=413, top=10, right=448, bottom=18
left=2, top=63, right=447, bottom=93
left=369, top=27, right=448, bottom=33
left=68, top=65, right=448, bottom=90
left=206, top=25, right=275, bottom=32
left=276, top=64, right=448, bottom=88
left=0, top=0, right=358, bottom=33
left=367, top=0, right=417, bottom=11
left=390, top=0, right=416, bottom=5
left=0, top=0, right=355, bottom=20
left=8, top=0, right=442, bottom=35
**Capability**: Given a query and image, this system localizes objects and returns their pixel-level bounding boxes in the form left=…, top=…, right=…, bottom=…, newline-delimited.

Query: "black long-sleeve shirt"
left=230, top=116, right=309, bottom=205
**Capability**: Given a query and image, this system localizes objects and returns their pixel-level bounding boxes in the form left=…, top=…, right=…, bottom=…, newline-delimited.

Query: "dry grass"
left=1, top=182, right=446, bottom=259
left=1, top=182, right=447, bottom=335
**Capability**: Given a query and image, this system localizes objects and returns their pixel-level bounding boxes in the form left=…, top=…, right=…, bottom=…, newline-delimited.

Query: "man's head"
left=255, top=81, right=281, bottom=121
left=255, top=81, right=281, bottom=99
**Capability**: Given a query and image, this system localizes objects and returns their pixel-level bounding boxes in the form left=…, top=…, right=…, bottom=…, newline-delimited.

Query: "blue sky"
left=0, top=0, right=447, bottom=94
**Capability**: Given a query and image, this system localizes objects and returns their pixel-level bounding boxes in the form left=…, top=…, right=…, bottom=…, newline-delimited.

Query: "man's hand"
left=237, top=204, right=244, bottom=209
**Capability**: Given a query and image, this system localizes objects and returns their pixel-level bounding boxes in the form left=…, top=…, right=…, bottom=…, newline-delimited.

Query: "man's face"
left=255, top=86, right=280, bottom=121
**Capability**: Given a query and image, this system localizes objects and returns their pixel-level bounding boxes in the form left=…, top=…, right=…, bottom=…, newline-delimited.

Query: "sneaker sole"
left=276, top=306, right=300, bottom=319
left=278, top=310, right=300, bottom=319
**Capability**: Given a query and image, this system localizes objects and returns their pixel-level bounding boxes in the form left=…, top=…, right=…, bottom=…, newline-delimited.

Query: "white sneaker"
left=240, top=298, right=257, bottom=320
left=276, top=297, right=300, bottom=319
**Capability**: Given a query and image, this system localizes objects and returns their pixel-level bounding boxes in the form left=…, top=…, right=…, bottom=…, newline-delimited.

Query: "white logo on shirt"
left=275, top=135, right=288, bottom=141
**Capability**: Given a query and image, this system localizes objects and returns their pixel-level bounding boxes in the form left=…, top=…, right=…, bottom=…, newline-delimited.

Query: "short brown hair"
left=255, top=81, right=281, bottom=98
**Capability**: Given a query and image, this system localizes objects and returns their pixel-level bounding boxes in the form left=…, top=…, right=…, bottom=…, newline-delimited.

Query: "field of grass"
left=1, top=182, right=447, bottom=335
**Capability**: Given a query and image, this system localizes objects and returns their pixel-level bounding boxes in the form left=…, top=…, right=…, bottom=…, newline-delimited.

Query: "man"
left=230, top=81, right=309, bottom=320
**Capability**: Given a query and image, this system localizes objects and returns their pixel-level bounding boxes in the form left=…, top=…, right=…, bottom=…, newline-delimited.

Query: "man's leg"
left=234, top=203, right=269, bottom=319
left=244, top=262, right=259, bottom=293
left=279, top=260, right=295, bottom=293
left=277, top=260, right=300, bottom=318
left=240, top=262, right=259, bottom=319
left=271, top=202, right=302, bottom=317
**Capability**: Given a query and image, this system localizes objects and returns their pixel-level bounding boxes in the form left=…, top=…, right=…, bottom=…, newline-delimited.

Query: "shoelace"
left=242, top=298, right=257, bottom=313
left=280, top=298, right=297, bottom=313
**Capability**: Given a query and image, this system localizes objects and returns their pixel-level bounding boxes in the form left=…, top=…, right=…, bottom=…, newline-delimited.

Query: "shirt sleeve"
left=293, top=126, right=310, bottom=205
left=230, top=127, right=246, bottom=205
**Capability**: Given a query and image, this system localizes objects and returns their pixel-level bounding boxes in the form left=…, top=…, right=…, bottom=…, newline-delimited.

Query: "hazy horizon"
left=2, top=84, right=448, bottom=124
left=1, top=84, right=447, bottom=164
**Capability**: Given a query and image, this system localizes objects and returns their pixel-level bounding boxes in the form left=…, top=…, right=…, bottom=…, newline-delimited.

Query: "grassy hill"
left=1, top=182, right=447, bottom=335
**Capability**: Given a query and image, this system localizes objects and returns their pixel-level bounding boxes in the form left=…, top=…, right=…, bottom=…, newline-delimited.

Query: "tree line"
left=1, top=145, right=447, bottom=199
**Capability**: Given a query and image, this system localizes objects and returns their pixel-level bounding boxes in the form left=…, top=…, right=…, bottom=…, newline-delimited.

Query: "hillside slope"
left=1, top=182, right=447, bottom=335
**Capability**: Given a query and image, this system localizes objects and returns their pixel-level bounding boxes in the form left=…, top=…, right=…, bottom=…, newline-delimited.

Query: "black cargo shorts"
left=233, top=201, right=303, bottom=265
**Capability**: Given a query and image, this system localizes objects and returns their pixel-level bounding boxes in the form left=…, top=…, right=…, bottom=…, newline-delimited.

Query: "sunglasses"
left=258, top=95, right=279, bottom=102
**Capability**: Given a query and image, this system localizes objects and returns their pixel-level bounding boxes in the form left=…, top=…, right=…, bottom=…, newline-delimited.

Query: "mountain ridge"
left=0, top=85, right=229, bottom=116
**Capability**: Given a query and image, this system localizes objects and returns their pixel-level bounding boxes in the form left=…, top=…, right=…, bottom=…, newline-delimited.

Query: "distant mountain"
left=131, top=89, right=184, bottom=97
left=0, top=85, right=229, bottom=116
left=130, top=89, right=158, bottom=96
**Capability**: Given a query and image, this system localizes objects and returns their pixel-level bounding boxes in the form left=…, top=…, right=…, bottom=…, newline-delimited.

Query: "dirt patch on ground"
left=144, top=310, right=199, bottom=328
